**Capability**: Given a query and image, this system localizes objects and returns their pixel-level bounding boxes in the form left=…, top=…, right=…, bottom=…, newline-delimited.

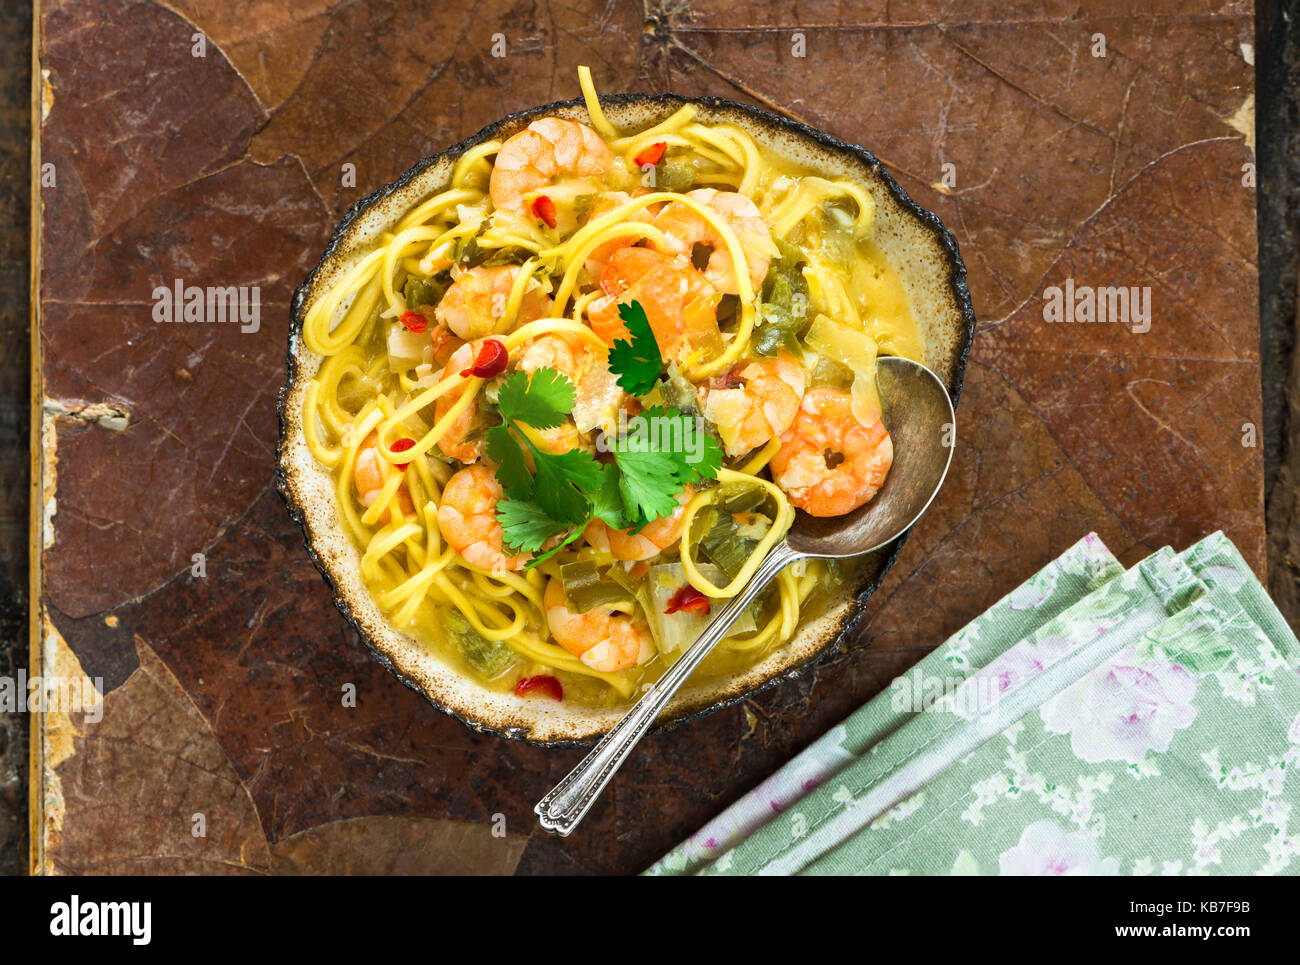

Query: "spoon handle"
left=535, top=540, right=803, bottom=835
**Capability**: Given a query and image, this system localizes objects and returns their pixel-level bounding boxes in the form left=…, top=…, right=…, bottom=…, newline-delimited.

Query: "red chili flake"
left=399, top=310, right=429, bottom=334
left=459, top=338, right=509, bottom=379
left=390, top=437, right=416, bottom=470
left=531, top=195, right=558, bottom=229
left=665, top=584, right=711, bottom=617
left=633, top=141, right=667, bottom=167
left=514, top=675, right=563, bottom=701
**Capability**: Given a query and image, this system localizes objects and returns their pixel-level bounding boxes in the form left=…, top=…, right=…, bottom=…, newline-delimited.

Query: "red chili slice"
left=665, top=584, right=711, bottom=617
left=633, top=141, right=667, bottom=167
left=390, top=437, right=416, bottom=470
left=514, top=675, right=563, bottom=701
left=459, top=338, right=508, bottom=378
left=399, top=310, right=429, bottom=334
left=532, top=195, right=558, bottom=229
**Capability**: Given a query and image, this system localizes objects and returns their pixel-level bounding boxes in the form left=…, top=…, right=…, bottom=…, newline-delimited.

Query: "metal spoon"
left=535, top=356, right=956, bottom=835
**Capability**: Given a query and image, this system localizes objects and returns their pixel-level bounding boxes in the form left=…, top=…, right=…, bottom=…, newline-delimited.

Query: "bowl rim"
left=276, top=90, right=977, bottom=747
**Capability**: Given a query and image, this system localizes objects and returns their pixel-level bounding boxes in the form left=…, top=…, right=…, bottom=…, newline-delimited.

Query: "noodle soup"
left=288, top=69, right=950, bottom=722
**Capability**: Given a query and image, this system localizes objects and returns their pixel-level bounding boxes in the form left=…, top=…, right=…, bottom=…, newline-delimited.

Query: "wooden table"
left=31, top=0, right=1260, bottom=874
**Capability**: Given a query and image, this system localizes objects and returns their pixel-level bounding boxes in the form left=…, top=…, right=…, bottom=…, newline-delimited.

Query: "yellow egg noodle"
left=298, top=68, right=924, bottom=707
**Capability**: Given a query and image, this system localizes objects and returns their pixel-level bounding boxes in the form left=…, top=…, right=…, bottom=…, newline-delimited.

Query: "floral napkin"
left=647, top=532, right=1300, bottom=876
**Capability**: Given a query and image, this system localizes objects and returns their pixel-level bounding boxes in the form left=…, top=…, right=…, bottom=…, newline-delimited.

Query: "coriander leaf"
left=497, top=499, right=568, bottom=553
left=588, top=464, right=630, bottom=530
left=642, top=405, right=723, bottom=484
left=484, top=425, right=533, bottom=499
left=608, top=300, right=663, bottom=396
left=495, top=367, right=574, bottom=429
left=612, top=448, right=683, bottom=526
left=524, top=526, right=587, bottom=569
left=530, top=447, right=604, bottom=524
left=607, top=405, right=724, bottom=528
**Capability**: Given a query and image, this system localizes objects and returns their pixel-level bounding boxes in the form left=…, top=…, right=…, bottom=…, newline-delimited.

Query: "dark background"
left=1, top=2, right=32, bottom=875
left=2, top=1, right=1295, bottom=874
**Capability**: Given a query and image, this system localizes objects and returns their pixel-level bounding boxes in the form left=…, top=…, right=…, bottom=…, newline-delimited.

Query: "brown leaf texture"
left=38, top=0, right=1261, bottom=873
left=270, top=816, right=529, bottom=875
left=52, top=635, right=271, bottom=875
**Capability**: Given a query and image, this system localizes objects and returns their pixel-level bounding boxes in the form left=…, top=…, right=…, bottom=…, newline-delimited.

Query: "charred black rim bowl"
left=276, top=92, right=976, bottom=746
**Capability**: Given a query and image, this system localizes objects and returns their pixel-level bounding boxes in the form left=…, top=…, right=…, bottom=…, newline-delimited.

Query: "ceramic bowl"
left=277, top=93, right=976, bottom=744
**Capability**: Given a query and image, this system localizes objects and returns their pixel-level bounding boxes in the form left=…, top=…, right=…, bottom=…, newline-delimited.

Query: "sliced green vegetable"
left=480, top=244, right=535, bottom=268
left=456, top=231, right=532, bottom=269
left=559, top=561, right=636, bottom=614
left=606, top=564, right=644, bottom=601
left=753, top=241, right=811, bottom=357
left=446, top=611, right=513, bottom=677
left=699, top=512, right=758, bottom=583
left=454, top=228, right=487, bottom=267
left=403, top=276, right=445, bottom=312
left=652, top=366, right=700, bottom=414
left=657, top=161, right=695, bottom=193
left=571, top=193, right=596, bottom=223
left=716, top=482, right=769, bottom=515
left=809, top=355, right=854, bottom=391
left=751, top=319, right=802, bottom=358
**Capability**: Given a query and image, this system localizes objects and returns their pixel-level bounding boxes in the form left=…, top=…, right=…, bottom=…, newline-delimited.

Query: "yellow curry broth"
left=335, top=123, right=923, bottom=709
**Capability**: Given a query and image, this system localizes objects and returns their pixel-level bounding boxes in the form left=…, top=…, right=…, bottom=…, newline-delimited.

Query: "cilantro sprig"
left=607, top=406, right=722, bottom=531
left=486, top=369, right=604, bottom=557
left=488, top=318, right=723, bottom=562
left=607, top=301, right=663, bottom=396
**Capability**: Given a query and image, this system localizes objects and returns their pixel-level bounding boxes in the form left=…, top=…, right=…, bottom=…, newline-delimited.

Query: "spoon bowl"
left=536, top=356, right=956, bottom=835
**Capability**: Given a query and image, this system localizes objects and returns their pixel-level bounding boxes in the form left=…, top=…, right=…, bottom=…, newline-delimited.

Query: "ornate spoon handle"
left=535, top=541, right=803, bottom=835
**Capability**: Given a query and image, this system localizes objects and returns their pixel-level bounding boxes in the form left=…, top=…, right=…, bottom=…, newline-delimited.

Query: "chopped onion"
left=644, top=562, right=756, bottom=654
left=411, top=363, right=440, bottom=388
left=559, top=560, right=635, bottom=614
left=572, top=358, right=623, bottom=434
left=387, top=323, right=430, bottom=370
left=804, top=314, right=881, bottom=425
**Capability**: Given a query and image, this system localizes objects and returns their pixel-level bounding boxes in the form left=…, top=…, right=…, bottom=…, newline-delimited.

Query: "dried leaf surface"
left=39, top=0, right=1260, bottom=873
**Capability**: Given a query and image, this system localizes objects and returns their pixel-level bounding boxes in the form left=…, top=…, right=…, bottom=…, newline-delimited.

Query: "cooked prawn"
left=435, top=265, right=553, bottom=341
left=586, top=246, right=722, bottom=363
left=428, top=322, right=465, bottom=367
left=653, top=188, right=779, bottom=294
left=353, top=431, right=415, bottom=519
left=517, top=332, right=594, bottom=385
left=434, top=341, right=487, bottom=463
left=582, top=191, right=656, bottom=277
left=700, top=351, right=807, bottom=456
left=437, top=465, right=528, bottom=572
left=544, top=578, right=656, bottom=672
left=490, top=117, right=616, bottom=216
left=582, top=490, right=691, bottom=561
left=534, top=420, right=583, bottom=455
left=770, top=387, right=892, bottom=517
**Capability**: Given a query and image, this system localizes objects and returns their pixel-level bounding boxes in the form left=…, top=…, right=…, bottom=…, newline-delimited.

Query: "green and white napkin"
left=647, top=532, right=1300, bottom=876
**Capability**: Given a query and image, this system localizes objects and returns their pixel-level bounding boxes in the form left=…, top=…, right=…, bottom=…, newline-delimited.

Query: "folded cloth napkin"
left=647, top=532, right=1300, bottom=876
